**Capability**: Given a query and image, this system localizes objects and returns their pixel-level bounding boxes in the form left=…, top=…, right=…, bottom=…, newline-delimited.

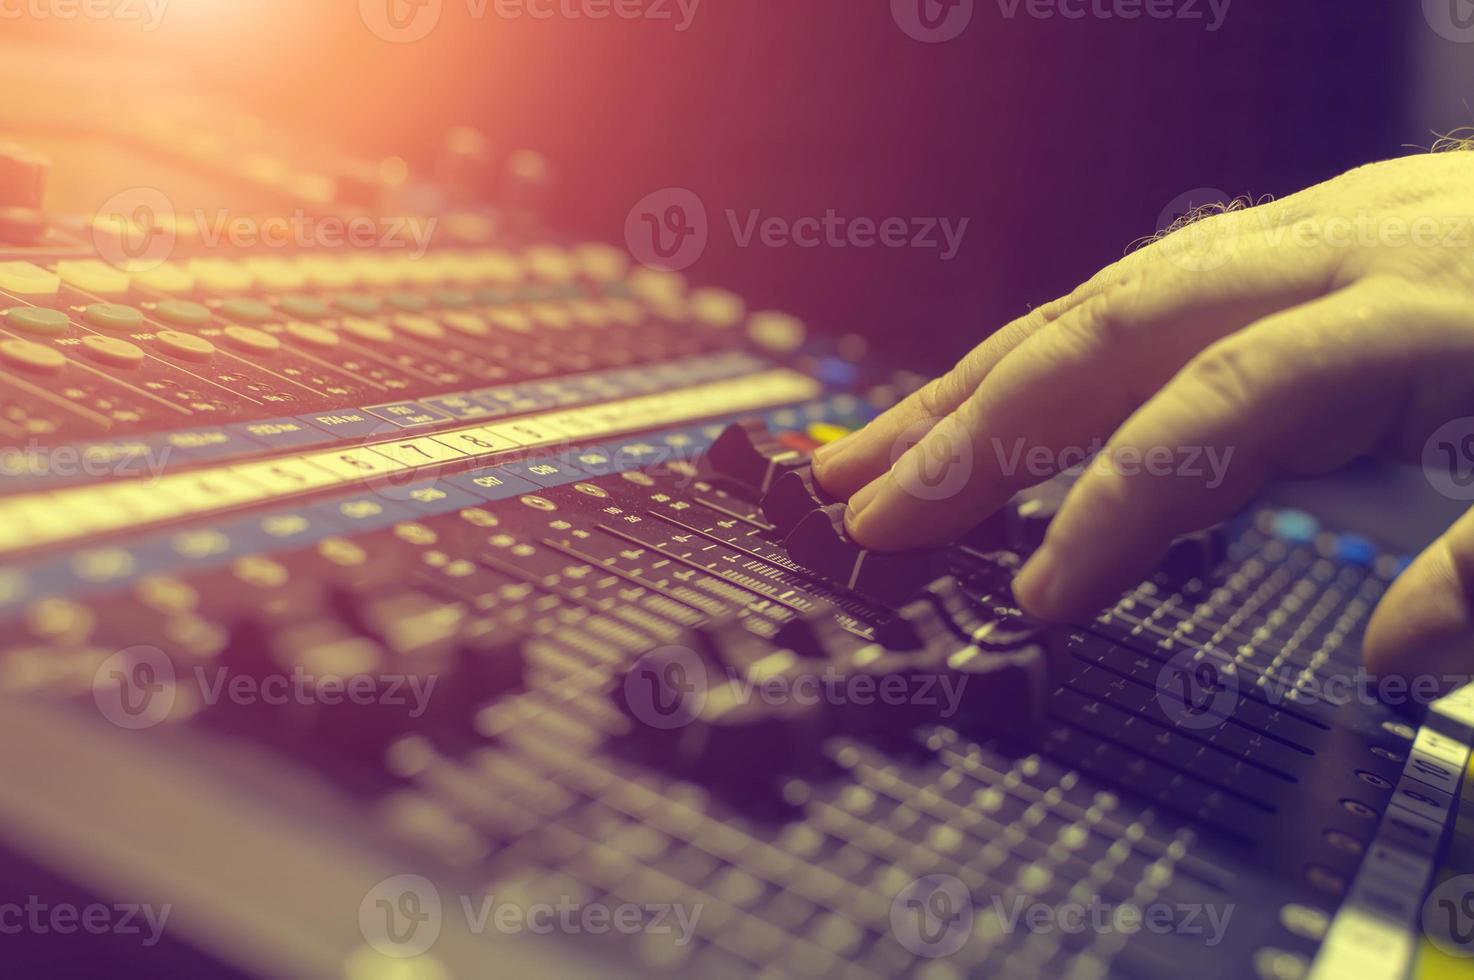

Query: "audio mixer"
left=0, top=58, right=1472, bottom=980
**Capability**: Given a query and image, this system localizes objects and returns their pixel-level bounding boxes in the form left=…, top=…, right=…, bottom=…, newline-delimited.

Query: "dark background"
left=10, top=2, right=1440, bottom=369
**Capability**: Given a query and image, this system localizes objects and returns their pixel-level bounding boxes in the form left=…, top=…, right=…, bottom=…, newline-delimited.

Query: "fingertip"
left=1363, top=541, right=1473, bottom=687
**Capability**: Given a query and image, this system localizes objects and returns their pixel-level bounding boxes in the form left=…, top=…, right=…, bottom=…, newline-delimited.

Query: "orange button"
left=223, top=324, right=280, bottom=355
left=0, top=338, right=64, bottom=373
left=80, top=334, right=145, bottom=367
left=155, top=329, right=215, bottom=361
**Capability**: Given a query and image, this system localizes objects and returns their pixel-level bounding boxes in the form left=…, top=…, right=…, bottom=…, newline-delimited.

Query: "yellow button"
left=524, top=245, right=577, bottom=283
left=243, top=257, right=308, bottom=292
left=56, top=260, right=130, bottom=295
left=470, top=249, right=524, bottom=285
left=155, top=329, right=215, bottom=361
left=748, top=310, right=807, bottom=353
left=284, top=320, right=339, bottom=349
left=222, top=324, right=280, bottom=354
left=5, top=307, right=69, bottom=336
left=340, top=316, right=392, bottom=344
left=441, top=311, right=489, bottom=337
left=187, top=258, right=253, bottom=293
left=0, top=261, right=60, bottom=296
left=690, top=287, right=745, bottom=327
left=393, top=313, right=444, bottom=341
left=128, top=261, right=195, bottom=293
left=296, top=256, right=357, bottom=290
left=574, top=242, right=629, bottom=281
left=80, top=334, right=145, bottom=367
left=0, top=338, right=64, bottom=373
left=807, top=422, right=851, bottom=445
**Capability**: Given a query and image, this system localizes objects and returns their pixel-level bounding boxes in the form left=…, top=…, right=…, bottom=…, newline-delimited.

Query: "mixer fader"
left=0, top=89, right=1464, bottom=980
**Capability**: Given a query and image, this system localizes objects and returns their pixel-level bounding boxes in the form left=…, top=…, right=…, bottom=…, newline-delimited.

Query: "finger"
left=1362, top=505, right=1474, bottom=700
left=811, top=278, right=1096, bottom=497
left=1012, top=278, right=1471, bottom=621
left=811, top=208, right=1275, bottom=499
left=841, top=206, right=1336, bottom=551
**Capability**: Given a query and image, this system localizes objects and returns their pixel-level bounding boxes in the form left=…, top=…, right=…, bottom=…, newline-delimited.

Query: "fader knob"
left=785, top=504, right=945, bottom=607
left=760, top=466, right=837, bottom=535
left=0, top=144, right=49, bottom=210
left=706, top=419, right=805, bottom=495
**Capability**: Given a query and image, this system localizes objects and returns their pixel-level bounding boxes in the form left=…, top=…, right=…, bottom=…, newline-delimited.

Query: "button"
left=0, top=261, right=59, bottom=296
left=222, top=324, right=280, bottom=355
left=386, top=291, right=428, bottom=312
left=333, top=292, right=382, bottom=316
left=748, top=311, right=807, bottom=353
left=0, top=206, right=46, bottom=245
left=284, top=320, right=339, bottom=349
left=0, top=338, right=64, bottom=373
left=441, top=311, right=489, bottom=337
left=129, top=261, right=195, bottom=293
left=155, top=329, right=215, bottom=361
left=1335, top=533, right=1376, bottom=566
left=761, top=467, right=837, bottom=535
left=393, top=313, right=444, bottom=341
left=5, top=307, right=69, bottom=336
left=339, top=316, right=393, bottom=344
left=807, top=422, right=850, bottom=445
left=690, top=287, right=744, bottom=327
left=80, top=334, right=144, bottom=367
left=83, top=303, right=144, bottom=332
left=153, top=299, right=211, bottom=327
left=706, top=419, right=804, bottom=495
left=785, top=503, right=945, bottom=607
left=278, top=295, right=329, bottom=320
left=243, top=257, right=307, bottom=292
left=56, top=259, right=130, bottom=295
left=188, top=258, right=253, bottom=293
left=219, top=298, right=275, bottom=324
left=575, top=242, right=629, bottom=281
left=297, top=256, right=358, bottom=290
left=432, top=289, right=471, bottom=308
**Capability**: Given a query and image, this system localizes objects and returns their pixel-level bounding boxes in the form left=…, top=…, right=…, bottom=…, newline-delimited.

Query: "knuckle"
left=1062, top=272, right=1143, bottom=354
left=916, top=371, right=965, bottom=421
left=1183, top=340, right=1261, bottom=412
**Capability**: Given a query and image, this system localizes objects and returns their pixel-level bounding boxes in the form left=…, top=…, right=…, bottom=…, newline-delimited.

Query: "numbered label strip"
left=0, top=368, right=820, bottom=557
left=1309, top=725, right=1471, bottom=980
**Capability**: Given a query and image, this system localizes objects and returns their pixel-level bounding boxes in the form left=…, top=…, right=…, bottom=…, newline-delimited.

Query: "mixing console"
left=0, top=68, right=1467, bottom=980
